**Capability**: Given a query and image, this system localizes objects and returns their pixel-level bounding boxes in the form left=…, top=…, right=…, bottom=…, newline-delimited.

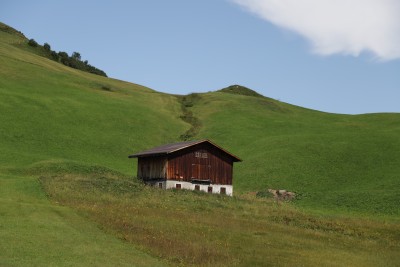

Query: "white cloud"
left=232, top=0, right=400, bottom=61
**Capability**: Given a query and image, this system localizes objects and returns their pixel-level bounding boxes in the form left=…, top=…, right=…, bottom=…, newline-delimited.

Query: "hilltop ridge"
left=0, top=22, right=107, bottom=76
left=0, top=22, right=26, bottom=39
left=218, top=84, right=264, bottom=98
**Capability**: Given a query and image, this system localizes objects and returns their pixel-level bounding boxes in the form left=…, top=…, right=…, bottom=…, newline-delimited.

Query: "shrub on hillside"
left=28, top=38, right=38, bottom=47
left=54, top=51, right=107, bottom=77
left=50, top=51, right=59, bottom=61
left=72, top=52, right=81, bottom=61
left=43, top=43, right=51, bottom=51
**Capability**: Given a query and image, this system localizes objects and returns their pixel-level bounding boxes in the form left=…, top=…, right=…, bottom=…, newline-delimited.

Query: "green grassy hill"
left=1, top=22, right=399, bottom=266
left=0, top=22, right=187, bottom=173
left=0, top=22, right=184, bottom=266
left=190, top=90, right=400, bottom=215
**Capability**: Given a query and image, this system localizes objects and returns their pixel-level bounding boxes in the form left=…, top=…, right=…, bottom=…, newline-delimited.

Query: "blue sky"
left=1, top=0, right=399, bottom=114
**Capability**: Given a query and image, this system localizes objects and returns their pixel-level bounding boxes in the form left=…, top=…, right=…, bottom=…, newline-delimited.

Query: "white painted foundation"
left=145, top=180, right=233, bottom=196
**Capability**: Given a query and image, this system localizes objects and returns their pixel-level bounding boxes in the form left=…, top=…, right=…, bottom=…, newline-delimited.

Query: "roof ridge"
left=128, top=139, right=241, bottom=161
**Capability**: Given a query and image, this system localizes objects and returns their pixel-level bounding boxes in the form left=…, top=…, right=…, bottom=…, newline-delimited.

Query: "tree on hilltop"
left=72, top=52, right=81, bottom=61
left=28, top=39, right=38, bottom=47
left=43, top=43, right=51, bottom=51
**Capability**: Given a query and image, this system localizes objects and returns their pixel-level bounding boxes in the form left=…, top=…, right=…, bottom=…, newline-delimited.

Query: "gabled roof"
left=128, top=139, right=242, bottom=162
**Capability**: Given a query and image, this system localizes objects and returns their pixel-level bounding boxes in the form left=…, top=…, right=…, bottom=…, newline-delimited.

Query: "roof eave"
left=128, top=152, right=168, bottom=158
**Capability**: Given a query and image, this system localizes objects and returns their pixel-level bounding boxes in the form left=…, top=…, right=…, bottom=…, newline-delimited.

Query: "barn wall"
left=166, top=143, right=233, bottom=185
left=137, top=157, right=167, bottom=179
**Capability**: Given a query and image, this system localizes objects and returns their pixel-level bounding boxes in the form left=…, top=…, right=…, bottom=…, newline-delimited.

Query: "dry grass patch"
left=39, top=170, right=400, bottom=266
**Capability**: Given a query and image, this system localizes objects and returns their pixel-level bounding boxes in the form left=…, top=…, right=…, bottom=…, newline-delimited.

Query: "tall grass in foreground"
left=0, top=171, right=165, bottom=266
left=38, top=164, right=400, bottom=267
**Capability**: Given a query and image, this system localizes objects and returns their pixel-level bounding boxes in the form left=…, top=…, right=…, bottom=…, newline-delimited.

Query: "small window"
left=208, top=186, right=213, bottom=193
left=195, top=185, right=200, bottom=191
left=220, top=187, right=226, bottom=195
left=176, top=184, right=181, bottom=189
left=195, top=151, right=208, bottom=158
left=158, top=182, right=163, bottom=189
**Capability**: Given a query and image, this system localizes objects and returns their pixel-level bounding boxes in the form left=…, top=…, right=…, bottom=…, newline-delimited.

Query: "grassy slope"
left=0, top=173, right=165, bottom=267
left=0, top=23, right=186, bottom=266
left=39, top=169, right=400, bottom=266
left=1, top=22, right=400, bottom=266
left=0, top=26, right=186, bottom=172
left=192, top=92, right=400, bottom=215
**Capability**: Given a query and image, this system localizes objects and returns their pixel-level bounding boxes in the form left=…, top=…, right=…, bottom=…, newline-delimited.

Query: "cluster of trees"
left=28, top=38, right=107, bottom=77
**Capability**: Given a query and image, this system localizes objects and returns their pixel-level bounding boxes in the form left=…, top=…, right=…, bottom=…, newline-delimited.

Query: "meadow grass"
left=0, top=29, right=187, bottom=172
left=37, top=164, right=400, bottom=266
left=1, top=22, right=400, bottom=266
left=0, top=26, right=185, bottom=266
left=191, top=92, right=400, bottom=216
left=0, top=172, right=166, bottom=267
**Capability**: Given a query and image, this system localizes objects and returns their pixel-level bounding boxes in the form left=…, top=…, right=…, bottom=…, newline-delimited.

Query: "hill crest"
left=0, top=22, right=26, bottom=39
left=218, top=84, right=264, bottom=98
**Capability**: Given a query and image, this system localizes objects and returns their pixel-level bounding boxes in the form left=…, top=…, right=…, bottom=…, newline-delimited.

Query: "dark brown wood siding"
left=137, top=156, right=167, bottom=179
left=166, top=143, right=233, bottom=185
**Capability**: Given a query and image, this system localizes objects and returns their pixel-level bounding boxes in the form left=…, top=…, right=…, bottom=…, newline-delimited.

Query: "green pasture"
left=0, top=172, right=165, bottom=266
left=38, top=165, right=400, bottom=266
left=191, top=92, right=400, bottom=216
left=1, top=22, right=399, bottom=266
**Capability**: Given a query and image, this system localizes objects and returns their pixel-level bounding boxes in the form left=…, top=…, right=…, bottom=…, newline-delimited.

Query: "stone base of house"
left=143, top=179, right=233, bottom=196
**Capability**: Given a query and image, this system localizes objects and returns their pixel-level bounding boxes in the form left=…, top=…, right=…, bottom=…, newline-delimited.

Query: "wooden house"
left=128, top=139, right=241, bottom=196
